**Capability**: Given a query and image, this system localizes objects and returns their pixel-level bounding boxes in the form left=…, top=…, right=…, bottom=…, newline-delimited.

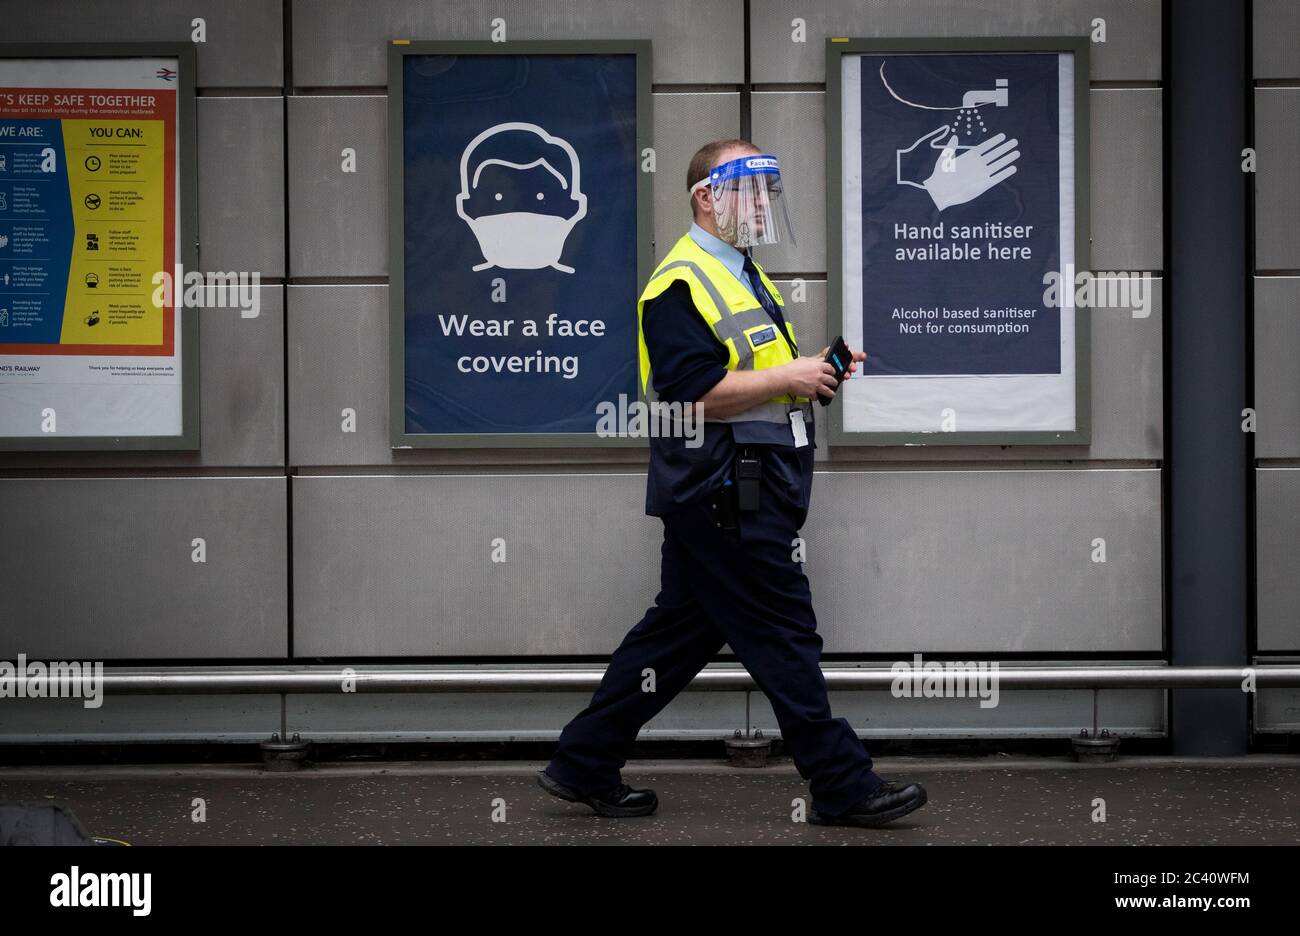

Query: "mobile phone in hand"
left=819, top=335, right=853, bottom=407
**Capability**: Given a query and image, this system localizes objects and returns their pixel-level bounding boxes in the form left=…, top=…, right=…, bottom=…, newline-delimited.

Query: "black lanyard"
left=741, top=253, right=798, bottom=357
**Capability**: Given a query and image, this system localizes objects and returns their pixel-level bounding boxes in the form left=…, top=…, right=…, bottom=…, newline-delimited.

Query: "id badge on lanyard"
left=790, top=409, right=808, bottom=448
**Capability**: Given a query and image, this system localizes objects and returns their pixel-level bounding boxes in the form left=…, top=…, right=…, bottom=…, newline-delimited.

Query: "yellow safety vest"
left=636, top=233, right=812, bottom=431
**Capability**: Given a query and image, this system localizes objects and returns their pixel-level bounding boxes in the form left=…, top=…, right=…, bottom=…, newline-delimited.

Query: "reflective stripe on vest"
left=636, top=234, right=808, bottom=427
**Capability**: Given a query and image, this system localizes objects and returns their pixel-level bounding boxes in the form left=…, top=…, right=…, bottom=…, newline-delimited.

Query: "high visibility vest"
left=636, top=233, right=812, bottom=433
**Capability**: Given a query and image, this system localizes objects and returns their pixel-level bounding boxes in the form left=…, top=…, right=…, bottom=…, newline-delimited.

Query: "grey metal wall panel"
left=198, top=97, right=285, bottom=277
left=1254, top=277, right=1300, bottom=458
left=804, top=468, right=1163, bottom=653
left=287, top=96, right=387, bottom=278
left=290, top=0, right=744, bottom=87
left=751, top=91, right=824, bottom=274
left=1090, top=89, right=1162, bottom=271
left=2, top=0, right=284, bottom=88
left=771, top=278, right=827, bottom=358
left=749, top=0, right=1160, bottom=84
left=0, top=680, right=1165, bottom=742
left=195, top=286, right=285, bottom=468
left=0, top=695, right=282, bottom=744
left=1255, top=686, right=1300, bottom=733
left=288, top=682, right=1165, bottom=741
left=752, top=89, right=1162, bottom=275
left=653, top=92, right=741, bottom=263
left=293, top=469, right=1159, bottom=657
left=289, top=689, right=751, bottom=741
left=291, top=474, right=663, bottom=656
left=0, top=477, right=288, bottom=659
left=755, top=686, right=1166, bottom=739
left=288, top=285, right=388, bottom=466
left=1087, top=276, right=1163, bottom=459
left=1256, top=468, right=1300, bottom=651
left=1255, top=90, right=1300, bottom=271
left=1254, top=0, right=1300, bottom=79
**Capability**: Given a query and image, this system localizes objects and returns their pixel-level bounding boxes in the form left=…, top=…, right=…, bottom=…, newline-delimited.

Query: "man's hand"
left=813, top=345, right=868, bottom=378
left=784, top=354, right=839, bottom=400
left=793, top=346, right=870, bottom=400
left=695, top=346, right=870, bottom=418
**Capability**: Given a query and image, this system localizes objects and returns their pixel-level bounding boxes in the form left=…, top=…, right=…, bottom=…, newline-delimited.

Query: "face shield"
left=690, top=153, right=796, bottom=250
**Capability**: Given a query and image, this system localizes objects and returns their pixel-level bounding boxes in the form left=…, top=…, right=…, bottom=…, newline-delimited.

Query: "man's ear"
left=691, top=186, right=709, bottom=218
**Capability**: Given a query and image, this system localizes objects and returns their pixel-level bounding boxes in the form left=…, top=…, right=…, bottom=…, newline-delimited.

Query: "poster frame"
left=0, top=41, right=199, bottom=452
left=825, top=36, right=1091, bottom=446
left=387, top=39, right=653, bottom=449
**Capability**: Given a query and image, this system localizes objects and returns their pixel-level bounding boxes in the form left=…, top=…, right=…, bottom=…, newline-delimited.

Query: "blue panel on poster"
left=858, top=53, right=1062, bottom=377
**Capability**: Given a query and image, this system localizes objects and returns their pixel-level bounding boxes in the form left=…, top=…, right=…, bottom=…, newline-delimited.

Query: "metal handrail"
left=86, top=664, right=1300, bottom=694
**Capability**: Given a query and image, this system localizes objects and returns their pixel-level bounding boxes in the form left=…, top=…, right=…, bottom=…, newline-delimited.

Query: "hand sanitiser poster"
left=829, top=40, right=1090, bottom=445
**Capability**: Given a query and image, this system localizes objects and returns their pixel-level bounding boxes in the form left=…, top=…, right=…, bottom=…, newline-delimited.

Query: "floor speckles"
left=0, top=756, right=1296, bottom=845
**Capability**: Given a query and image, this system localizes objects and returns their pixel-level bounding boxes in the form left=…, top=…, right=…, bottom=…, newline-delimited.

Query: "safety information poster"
left=838, top=49, right=1079, bottom=437
left=394, top=49, right=643, bottom=442
left=0, top=56, right=182, bottom=441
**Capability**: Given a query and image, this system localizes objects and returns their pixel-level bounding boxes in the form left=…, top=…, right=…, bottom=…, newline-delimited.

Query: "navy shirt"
left=642, top=280, right=728, bottom=404
left=641, top=279, right=816, bottom=519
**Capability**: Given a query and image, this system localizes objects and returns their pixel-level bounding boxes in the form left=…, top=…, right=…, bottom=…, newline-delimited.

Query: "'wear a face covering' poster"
left=400, top=53, right=639, bottom=437
left=0, top=57, right=182, bottom=441
left=840, top=50, right=1077, bottom=436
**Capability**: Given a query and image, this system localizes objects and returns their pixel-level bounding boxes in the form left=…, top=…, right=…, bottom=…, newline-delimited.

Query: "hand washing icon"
left=883, top=63, right=1021, bottom=211
left=455, top=122, right=587, bottom=274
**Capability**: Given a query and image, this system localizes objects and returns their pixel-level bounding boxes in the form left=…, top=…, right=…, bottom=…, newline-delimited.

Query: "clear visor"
left=690, top=154, right=796, bottom=250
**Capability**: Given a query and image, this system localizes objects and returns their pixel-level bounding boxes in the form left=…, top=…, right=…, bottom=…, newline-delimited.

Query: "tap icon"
left=929, top=79, right=1011, bottom=151
left=962, top=78, right=1009, bottom=109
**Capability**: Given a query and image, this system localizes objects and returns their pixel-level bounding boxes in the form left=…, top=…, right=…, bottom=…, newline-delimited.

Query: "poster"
left=0, top=51, right=194, bottom=448
left=389, top=42, right=650, bottom=447
left=831, top=40, right=1089, bottom=443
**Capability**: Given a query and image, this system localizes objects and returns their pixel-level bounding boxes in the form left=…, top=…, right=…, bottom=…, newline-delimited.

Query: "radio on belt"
left=736, top=446, right=762, bottom=511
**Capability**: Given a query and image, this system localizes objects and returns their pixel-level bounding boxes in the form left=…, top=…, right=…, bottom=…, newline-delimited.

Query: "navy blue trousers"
left=545, top=493, right=882, bottom=817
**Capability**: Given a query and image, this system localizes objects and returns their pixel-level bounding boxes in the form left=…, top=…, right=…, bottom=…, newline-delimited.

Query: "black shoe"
left=808, top=778, right=928, bottom=828
left=537, top=769, right=658, bottom=817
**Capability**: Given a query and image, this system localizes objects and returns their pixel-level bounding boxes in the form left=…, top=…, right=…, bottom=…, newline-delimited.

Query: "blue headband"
left=691, top=154, right=782, bottom=192
left=708, top=154, right=781, bottom=184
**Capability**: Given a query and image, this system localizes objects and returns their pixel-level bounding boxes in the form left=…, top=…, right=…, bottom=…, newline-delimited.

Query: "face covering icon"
left=456, top=122, right=587, bottom=274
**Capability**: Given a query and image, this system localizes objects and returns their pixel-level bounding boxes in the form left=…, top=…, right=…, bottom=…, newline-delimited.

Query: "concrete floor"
left=1, top=755, right=1297, bottom=845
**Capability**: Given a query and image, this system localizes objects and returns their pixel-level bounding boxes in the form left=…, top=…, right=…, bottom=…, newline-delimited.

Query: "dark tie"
left=742, top=254, right=794, bottom=357
left=742, top=254, right=780, bottom=323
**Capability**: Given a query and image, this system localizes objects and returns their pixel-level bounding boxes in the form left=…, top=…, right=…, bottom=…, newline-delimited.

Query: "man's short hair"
left=686, top=138, right=760, bottom=193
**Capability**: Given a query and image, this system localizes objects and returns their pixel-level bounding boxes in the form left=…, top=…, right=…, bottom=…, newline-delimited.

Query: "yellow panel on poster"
left=60, top=117, right=166, bottom=346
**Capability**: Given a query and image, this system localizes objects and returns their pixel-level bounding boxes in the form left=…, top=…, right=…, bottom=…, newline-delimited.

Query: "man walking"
left=539, top=139, right=928, bottom=828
